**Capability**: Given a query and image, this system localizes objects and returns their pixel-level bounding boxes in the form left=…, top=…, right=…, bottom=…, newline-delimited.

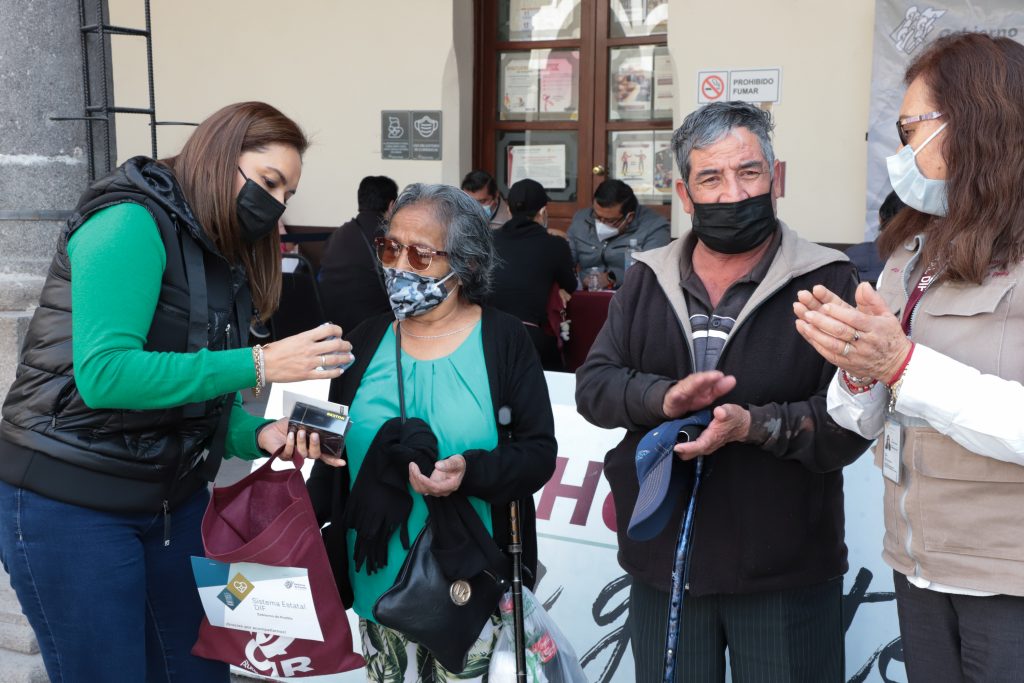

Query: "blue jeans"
left=0, top=481, right=228, bottom=683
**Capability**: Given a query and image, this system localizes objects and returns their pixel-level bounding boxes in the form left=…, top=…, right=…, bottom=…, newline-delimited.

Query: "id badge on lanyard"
left=882, top=421, right=902, bottom=484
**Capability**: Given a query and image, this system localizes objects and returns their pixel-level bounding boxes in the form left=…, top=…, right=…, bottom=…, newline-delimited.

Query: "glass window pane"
left=609, top=0, right=668, bottom=38
left=499, top=0, right=581, bottom=41
left=608, top=130, right=673, bottom=205
left=499, top=50, right=580, bottom=122
left=606, top=45, right=671, bottom=120
left=610, top=46, right=672, bottom=121
left=497, top=130, right=578, bottom=202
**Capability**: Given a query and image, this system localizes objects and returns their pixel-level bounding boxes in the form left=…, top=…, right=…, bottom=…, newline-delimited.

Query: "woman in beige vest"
left=794, top=32, right=1024, bottom=682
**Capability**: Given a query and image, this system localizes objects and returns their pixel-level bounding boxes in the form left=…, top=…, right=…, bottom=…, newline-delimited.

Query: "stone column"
left=0, top=0, right=104, bottom=404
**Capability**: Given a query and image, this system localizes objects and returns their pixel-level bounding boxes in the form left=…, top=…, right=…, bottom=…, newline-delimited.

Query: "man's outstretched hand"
left=662, top=371, right=737, bottom=419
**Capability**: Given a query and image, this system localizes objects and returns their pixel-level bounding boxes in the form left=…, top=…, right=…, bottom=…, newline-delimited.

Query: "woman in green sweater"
left=0, top=102, right=350, bottom=682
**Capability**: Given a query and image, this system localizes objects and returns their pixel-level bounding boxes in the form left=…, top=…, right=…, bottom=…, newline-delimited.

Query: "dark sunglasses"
left=374, top=236, right=449, bottom=271
left=897, top=111, right=942, bottom=146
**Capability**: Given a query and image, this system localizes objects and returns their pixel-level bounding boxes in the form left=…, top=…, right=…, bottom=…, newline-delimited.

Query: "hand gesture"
left=673, top=404, right=751, bottom=460
left=261, top=323, right=354, bottom=384
left=409, top=455, right=466, bottom=497
left=257, top=417, right=346, bottom=467
left=794, top=282, right=912, bottom=382
left=662, top=371, right=737, bottom=419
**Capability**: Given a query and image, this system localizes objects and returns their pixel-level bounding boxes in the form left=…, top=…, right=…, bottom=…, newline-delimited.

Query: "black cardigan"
left=307, top=306, right=557, bottom=606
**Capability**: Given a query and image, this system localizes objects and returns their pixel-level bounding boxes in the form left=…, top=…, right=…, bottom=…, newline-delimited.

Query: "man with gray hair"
left=576, top=101, right=869, bottom=681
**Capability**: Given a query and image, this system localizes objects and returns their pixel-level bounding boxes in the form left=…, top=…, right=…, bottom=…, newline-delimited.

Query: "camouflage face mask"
left=383, top=268, right=458, bottom=320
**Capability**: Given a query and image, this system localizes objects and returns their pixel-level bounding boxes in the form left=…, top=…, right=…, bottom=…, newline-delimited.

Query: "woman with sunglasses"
left=308, top=183, right=557, bottom=682
left=0, top=102, right=351, bottom=682
left=794, top=33, right=1024, bottom=680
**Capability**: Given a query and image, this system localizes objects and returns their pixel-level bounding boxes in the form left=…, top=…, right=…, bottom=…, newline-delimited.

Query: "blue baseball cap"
left=627, top=410, right=711, bottom=541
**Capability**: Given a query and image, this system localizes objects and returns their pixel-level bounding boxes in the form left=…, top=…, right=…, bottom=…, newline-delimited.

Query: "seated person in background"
left=489, top=179, right=577, bottom=371
left=461, top=169, right=511, bottom=229
left=319, top=175, right=398, bottom=334
left=567, top=178, right=671, bottom=288
left=278, top=219, right=298, bottom=254
left=845, top=190, right=904, bottom=287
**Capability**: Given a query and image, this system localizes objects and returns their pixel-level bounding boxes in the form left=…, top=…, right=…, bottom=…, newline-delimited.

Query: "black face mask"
left=690, top=189, right=778, bottom=254
left=236, top=167, right=286, bottom=244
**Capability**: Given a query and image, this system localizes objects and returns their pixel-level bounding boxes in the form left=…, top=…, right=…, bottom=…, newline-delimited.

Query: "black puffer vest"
left=0, top=157, right=252, bottom=513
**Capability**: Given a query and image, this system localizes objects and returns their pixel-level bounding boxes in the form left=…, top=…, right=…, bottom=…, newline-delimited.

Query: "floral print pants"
left=360, top=615, right=500, bottom=683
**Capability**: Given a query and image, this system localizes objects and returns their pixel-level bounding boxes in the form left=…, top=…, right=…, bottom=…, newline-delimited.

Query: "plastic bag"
left=488, top=587, right=588, bottom=683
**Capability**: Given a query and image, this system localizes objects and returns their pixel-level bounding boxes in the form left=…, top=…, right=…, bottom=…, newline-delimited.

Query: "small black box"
left=288, top=402, right=350, bottom=458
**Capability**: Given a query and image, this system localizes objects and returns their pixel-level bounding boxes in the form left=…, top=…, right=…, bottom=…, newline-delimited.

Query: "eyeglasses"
left=592, top=210, right=630, bottom=228
left=374, top=236, right=449, bottom=271
left=897, top=111, right=943, bottom=146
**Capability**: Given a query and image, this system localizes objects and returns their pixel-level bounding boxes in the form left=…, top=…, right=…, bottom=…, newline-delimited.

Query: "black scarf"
left=344, top=416, right=437, bottom=574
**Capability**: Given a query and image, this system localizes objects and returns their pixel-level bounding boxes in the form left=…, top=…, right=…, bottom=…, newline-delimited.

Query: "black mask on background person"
left=236, top=167, right=286, bottom=244
left=690, top=188, right=778, bottom=254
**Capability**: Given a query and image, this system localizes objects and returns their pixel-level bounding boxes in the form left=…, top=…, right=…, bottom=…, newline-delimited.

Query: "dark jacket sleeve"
left=459, top=311, right=557, bottom=502
left=307, top=315, right=389, bottom=524
left=745, top=264, right=871, bottom=472
left=575, top=265, right=676, bottom=431
left=553, top=236, right=578, bottom=293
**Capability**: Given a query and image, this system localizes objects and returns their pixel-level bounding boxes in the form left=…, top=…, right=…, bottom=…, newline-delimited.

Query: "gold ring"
left=841, top=342, right=851, bottom=357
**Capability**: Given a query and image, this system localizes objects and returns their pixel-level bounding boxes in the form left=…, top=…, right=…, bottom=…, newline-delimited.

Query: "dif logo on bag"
left=218, top=572, right=255, bottom=610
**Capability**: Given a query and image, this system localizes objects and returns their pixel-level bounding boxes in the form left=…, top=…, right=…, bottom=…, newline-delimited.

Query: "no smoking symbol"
left=702, top=75, right=725, bottom=100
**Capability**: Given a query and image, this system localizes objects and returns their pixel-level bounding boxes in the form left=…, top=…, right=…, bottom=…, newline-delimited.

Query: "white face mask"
left=886, top=122, right=948, bottom=217
left=594, top=221, right=619, bottom=241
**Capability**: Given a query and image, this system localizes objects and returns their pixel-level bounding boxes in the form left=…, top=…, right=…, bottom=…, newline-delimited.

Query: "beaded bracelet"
left=841, top=370, right=876, bottom=394
left=252, top=344, right=266, bottom=396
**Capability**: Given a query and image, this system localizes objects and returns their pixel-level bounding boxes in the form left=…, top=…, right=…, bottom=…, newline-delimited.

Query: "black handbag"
left=371, top=322, right=510, bottom=673
left=373, top=520, right=509, bottom=672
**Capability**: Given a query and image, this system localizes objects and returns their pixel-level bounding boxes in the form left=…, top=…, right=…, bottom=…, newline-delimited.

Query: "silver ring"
left=852, top=331, right=861, bottom=342
left=320, top=355, right=326, bottom=368
left=841, top=342, right=851, bottom=357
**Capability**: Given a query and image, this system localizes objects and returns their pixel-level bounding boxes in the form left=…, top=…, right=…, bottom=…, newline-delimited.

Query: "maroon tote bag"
left=192, top=453, right=365, bottom=678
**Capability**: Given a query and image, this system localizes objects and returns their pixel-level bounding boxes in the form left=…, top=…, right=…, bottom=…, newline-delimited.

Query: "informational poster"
left=611, top=133, right=655, bottom=197
left=653, top=50, right=674, bottom=116
left=508, top=0, right=566, bottom=39
left=610, top=49, right=654, bottom=118
left=502, top=56, right=539, bottom=114
left=864, top=1, right=1024, bottom=238
left=539, top=53, right=578, bottom=116
left=610, top=0, right=669, bottom=37
left=508, top=144, right=567, bottom=189
left=653, top=133, right=674, bottom=195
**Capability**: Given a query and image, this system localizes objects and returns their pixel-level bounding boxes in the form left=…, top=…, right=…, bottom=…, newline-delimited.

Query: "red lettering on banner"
left=536, top=456, right=604, bottom=526
left=602, top=492, right=617, bottom=532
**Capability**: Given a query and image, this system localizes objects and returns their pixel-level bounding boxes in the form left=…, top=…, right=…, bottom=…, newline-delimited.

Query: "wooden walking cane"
left=508, top=499, right=527, bottom=682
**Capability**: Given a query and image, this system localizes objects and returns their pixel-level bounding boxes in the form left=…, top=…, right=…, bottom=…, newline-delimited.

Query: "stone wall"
left=0, top=0, right=101, bottom=405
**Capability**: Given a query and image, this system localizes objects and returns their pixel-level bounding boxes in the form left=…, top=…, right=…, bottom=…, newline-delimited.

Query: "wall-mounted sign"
left=380, top=110, right=442, bottom=160
left=696, top=68, right=782, bottom=104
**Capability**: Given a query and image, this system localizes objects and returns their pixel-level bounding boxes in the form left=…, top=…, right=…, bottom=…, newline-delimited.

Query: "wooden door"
left=474, top=0, right=672, bottom=231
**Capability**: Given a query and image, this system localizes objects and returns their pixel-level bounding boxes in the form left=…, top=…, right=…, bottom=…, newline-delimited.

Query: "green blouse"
left=345, top=322, right=498, bottom=621
left=67, top=202, right=267, bottom=460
